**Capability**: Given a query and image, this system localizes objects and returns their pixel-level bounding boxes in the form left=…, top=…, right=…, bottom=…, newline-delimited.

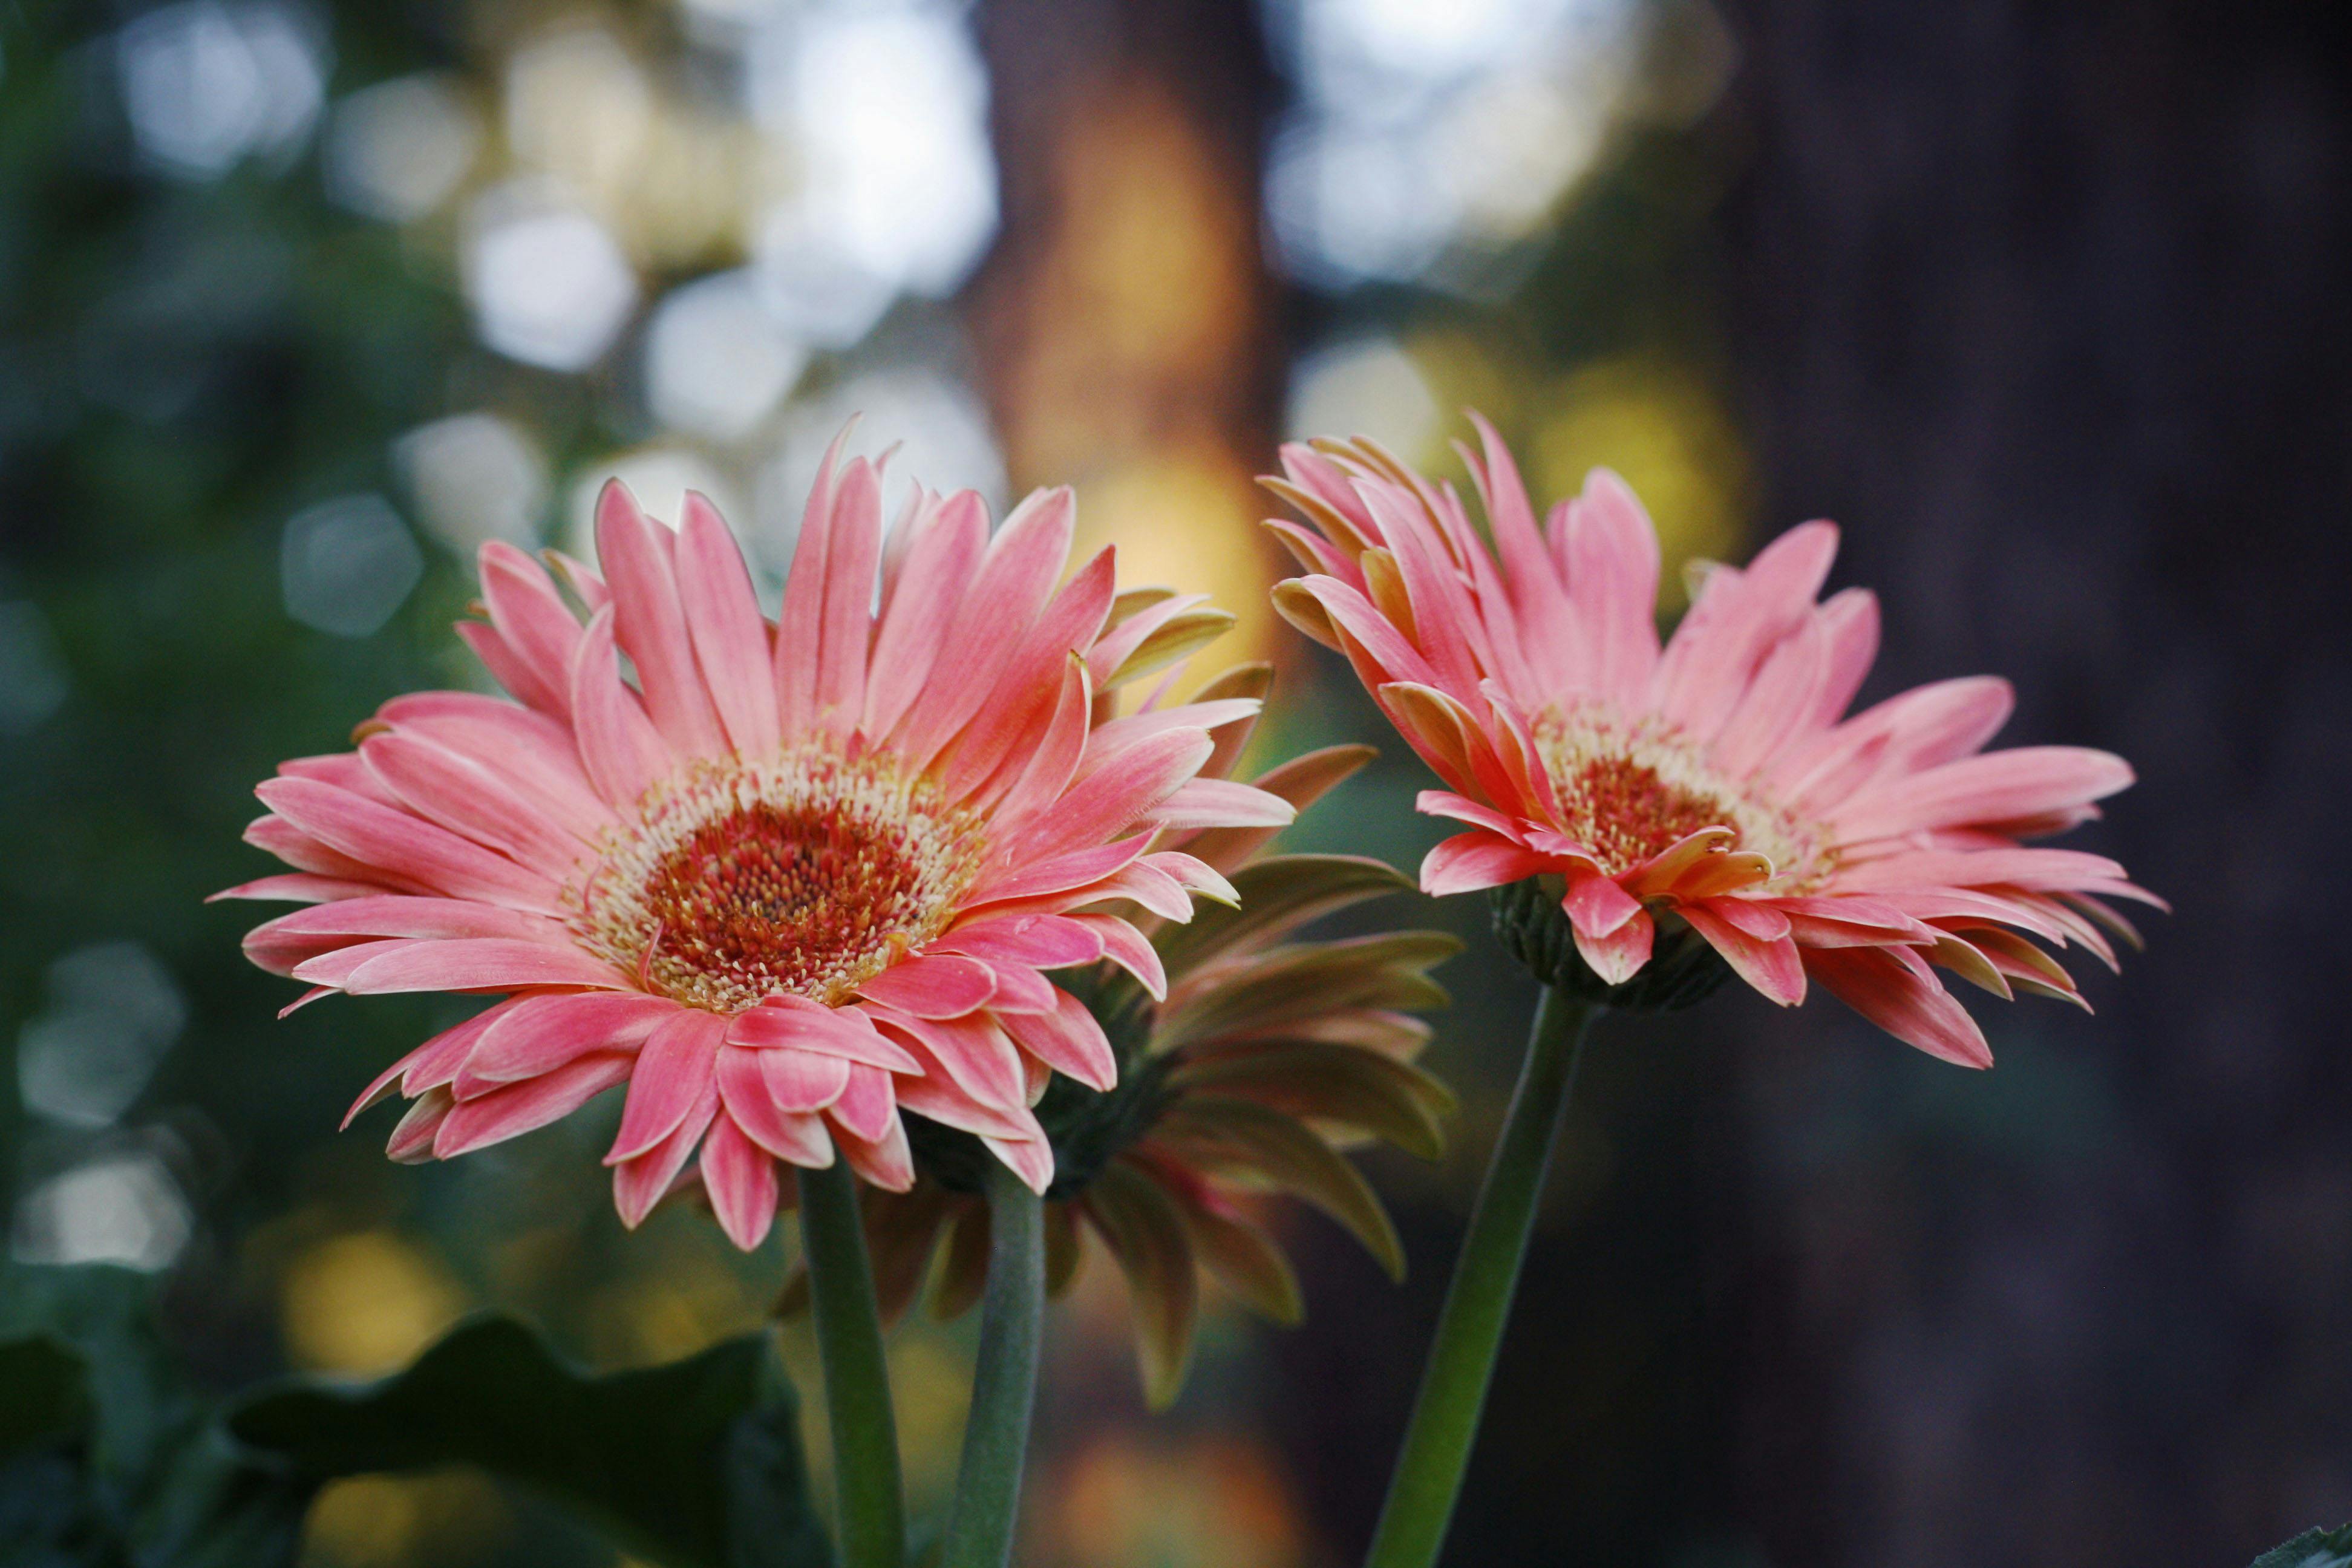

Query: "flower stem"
left=939, top=1159, right=1046, bottom=1568
left=799, top=1160, right=906, bottom=1568
left=1364, top=984, right=1599, bottom=1568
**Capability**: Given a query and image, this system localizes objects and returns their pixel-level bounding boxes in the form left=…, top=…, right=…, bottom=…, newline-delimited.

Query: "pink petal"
left=856, top=954, right=996, bottom=1019
left=607, top=1008, right=727, bottom=1163
left=829, top=1117, right=916, bottom=1191
left=977, top=960, right=1059, bottom=1016
left=1679, top=903, right=1806, bottom=1006
left=871, top=1009, right=1027, bottom=1111
left=716, top=1045, right=841, bottom=1163
left=254, top=777, right=561, bottom=913
left=937, top=915, right=1104, bottom=970
left=458, top=991, right=677, bottom=1091
left=359, top=733, right=587, bottom=877
left=211, top=872, right=387, bottom=904
left=1421, top=831, right=1549, bottom=898
left=814, top=457, right=883, bottom=743
left=1138, top=777, right=1296, bottom=833
left=1573, top=906, right=1653, bottom=985
left=981, top=1134, right=1056, bottom=1195
left=675, top=491, right=782, bottom=759
left=434, top=1051, right=634, bottom=1158
left=342, top=998, right=526, bottom=1128
left=611, top=1073, right=722, bottom=1227
left=333, top=939, right=636, bottom=995
left=727, top=999, right=923, bottom=1071
left=1806, top=944, right=1993, bottom=1068
left=863, top=489, right=989, bottom=741
left=477, top=543, right=584, bottom=718
left=597, top=480, right=727, bottom=759
left=1564, top=869, right=1643, bottom=939
left=1007, top=728, right=1214, bottom=864
left=568, top=607, right=672, bottom=812
left=1832, top=746, right=2136, bottom=842
left=773, top=425, right=855, bottom=737
left=1069, top=913, right=1167, bottom=1001
left=999, top=987, right=1117, bottom=1092
left=828, top=1063, right=900, bottom=1143
left=700, top=1112, right=782, bottom=1250
left=965, top=835, right=1153, bottom=907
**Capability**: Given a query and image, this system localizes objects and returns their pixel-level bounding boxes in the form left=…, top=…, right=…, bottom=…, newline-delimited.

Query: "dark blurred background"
left=3, top=0, right=2348, bottom=1563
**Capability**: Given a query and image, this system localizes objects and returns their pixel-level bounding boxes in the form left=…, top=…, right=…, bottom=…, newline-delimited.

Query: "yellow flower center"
left=1531, top=705, right=1829, bottom=886
left=577, top=748, right=987, bottom=1013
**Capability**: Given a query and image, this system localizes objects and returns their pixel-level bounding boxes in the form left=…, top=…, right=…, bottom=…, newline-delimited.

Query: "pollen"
left=576, top=748, right=986, bottom=1014
left=1532, top=704, right=1829, bottom=885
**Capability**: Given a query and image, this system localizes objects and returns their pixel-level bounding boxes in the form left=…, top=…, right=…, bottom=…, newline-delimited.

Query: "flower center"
left=576, top=749, right=987, bottom=1014
left=1531, top=705, right=1828, bottom=885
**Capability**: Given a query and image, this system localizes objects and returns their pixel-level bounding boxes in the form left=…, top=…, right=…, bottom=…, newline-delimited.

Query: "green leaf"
left=2252, top=1523, right=2352, bottom=1568
left=230, top=1314, right=833, bottom=1568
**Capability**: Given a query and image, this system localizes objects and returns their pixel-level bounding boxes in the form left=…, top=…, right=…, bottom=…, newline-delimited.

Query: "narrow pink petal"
left=612, top=1074, right=722, bottom=1227
left=890, top=1067, right=1039, bottom=1141
left=856, top=953, right=996, bottom=1019
left=944, top=550, right=1116, bottom=802
left=966, top=834, right=1153, bottom=907
left=333, top=939, right=635, bottom=995
left=1082, top=860, right=1194, bottom=921
left=212, top=872, right=387, bottom=904
left=938, top=915, right=1105, bottom=970
left=862, top=489, right=988, bottom=741
left=828, top=1063, right=900, bottom=1143
left=759, top=1048, right=852, bottom=1112
left=675, top=491, right=782, bottom=759
left=716, top=1044, right=842, bottom=1165
left=700, top=1112, right=782, bottom=1250
left=1832, top=746, right=2136, bottom=841
left=1006, top=729, right=1213, bottom=864
left=1679, top=903, right=1806, bottom=1005
left=1806, top=944, right=1993, bottom=1068
left=244, top=814, right=424, bottom=890
left=255, top=777, right=561, bottom=913
left=982, top=1134, right=1056, bottom=1195
left=434, top=1051, right=634, bottom=1158
left=607, top=1008, right=727, bottom=1163
left=999, top=987, right=1117, bottom=1092
left=1828, top=846, right=2132, bottom=897
left=830, top=1118, right=916, bottom=1191
left=360, top=733, right=587, bottom=878
left=814, top=458, right=883, bottom=743
left=279, top=752, right=401, bottom=806
left=377, top=692, right=615, bottom=840
left=1573, top=906, right=1653, bottom=985
left=1069, top=913, right=1167, bottom=1001
left=978, top=961, right=1059, bottom=1016
left=459, top=991, right=676, bottom=1091
left=1807, top=587, right=1880, bottom=728
left=1691, top=897, right=1792, bottom=942
left=892, top=486, right=1077, bottom=768
left=870, top=1009, right=1026, bottom=1111
left=1564, top=869, right=1642, bottom=938
left=598, top=480, right=727, bottom=759
left=1562, top=467, right=1664, bottom=710
left=246, top=897, right=569, bottom=976
left=727, top=999, right=923, bottom=1071
left=342, top=998, right=526, bottom=1128
left=773, top=423, right=854, bottom=737
left=386, top=1089, right=452, bottom=1163
left=1139, top=777, right=1296, bottom=833
left=569, top=606, right=671, bottom=812
left=475, top=543, right=583, bottom=717
left=1420, top=832, right=1549, bottom=898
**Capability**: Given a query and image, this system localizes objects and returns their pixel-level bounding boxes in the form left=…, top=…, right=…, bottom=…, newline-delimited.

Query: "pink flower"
left=221, top=428, right=1292, bottom=1248
left=1267, top=419, right=2159, bottom=1067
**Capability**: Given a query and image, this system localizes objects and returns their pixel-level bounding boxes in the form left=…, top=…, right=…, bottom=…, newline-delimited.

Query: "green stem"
left=799, top=1161, right=906, bottom=1568
left=1364, top=984, right=1599, bottom=1568
left=939, top=1159, right=1046, bottom=1568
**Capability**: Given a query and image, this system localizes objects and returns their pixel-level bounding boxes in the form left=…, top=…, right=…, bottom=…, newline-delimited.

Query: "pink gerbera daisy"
left=221, top=428, right=1292, bottom=1248
left=1267, top=419, right=2159, bottom=1065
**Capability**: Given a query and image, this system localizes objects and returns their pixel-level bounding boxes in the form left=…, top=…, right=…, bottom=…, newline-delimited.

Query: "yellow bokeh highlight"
left=1528, top=356, right=1748, bottom=608
left=279, top=1231, right=469, bottom=1376
left=1077, top=449, right=1281, bottom=691
left=300, top=1471, right=508, bottom=1568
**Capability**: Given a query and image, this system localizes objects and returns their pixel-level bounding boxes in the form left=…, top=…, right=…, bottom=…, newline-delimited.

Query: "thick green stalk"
left=939, top=1160, right=1046, bottom=1568
left=1364, top=985, right=1599, bottom=1568
left=799, top=1161, right=906, bottom=1568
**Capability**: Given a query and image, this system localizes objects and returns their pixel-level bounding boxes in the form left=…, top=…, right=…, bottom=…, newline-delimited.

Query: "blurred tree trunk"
left=1716, top=2, right=2352, bottom=1563
left=962, top=0, right=1289, bottom=672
